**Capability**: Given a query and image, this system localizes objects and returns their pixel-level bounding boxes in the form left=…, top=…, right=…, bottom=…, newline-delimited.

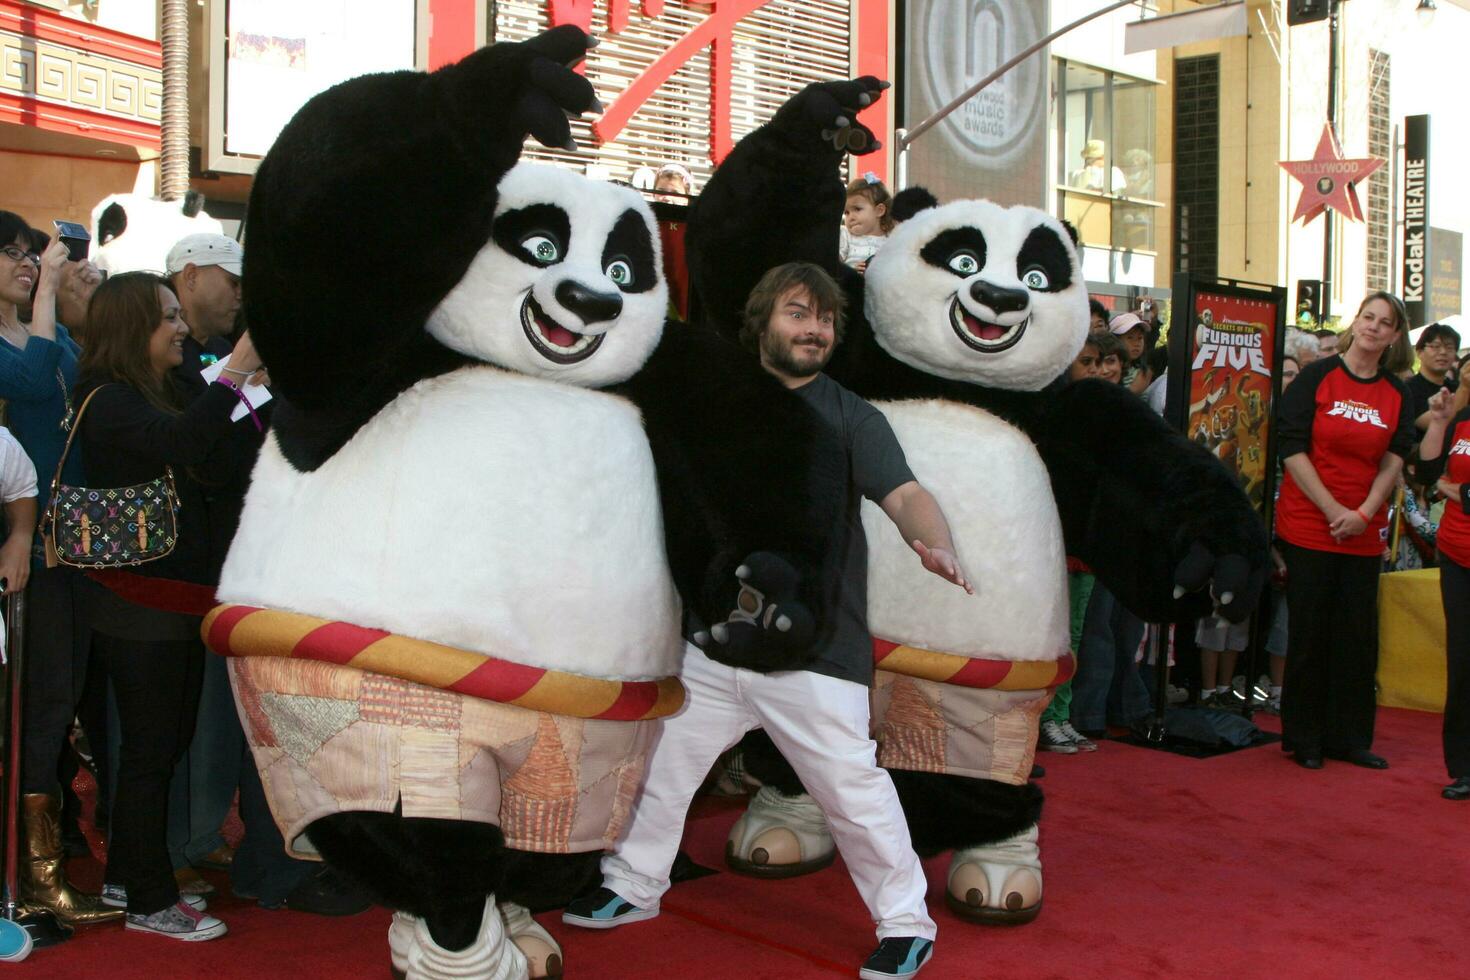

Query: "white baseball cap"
left=166, top=233, right=243, bottom=276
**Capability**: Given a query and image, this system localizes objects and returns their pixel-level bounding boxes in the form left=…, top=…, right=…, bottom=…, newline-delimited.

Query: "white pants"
left=601, top=647, right=937, bottom=942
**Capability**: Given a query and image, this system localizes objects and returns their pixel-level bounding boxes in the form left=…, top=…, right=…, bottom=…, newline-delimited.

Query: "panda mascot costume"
left=687, top=78, right=1268, bottom=925
left=208, top=27, right=846, bottom=980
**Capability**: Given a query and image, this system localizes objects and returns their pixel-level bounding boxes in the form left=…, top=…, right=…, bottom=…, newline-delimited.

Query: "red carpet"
left=12, top=707, right=1464, bottom=979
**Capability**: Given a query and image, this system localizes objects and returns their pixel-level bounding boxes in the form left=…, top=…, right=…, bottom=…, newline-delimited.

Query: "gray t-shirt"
left=793, top=373, right=915, bottom=685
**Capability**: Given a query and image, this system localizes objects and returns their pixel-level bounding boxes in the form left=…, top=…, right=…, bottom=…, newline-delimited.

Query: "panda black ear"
left=890, top=186, right=939, bottom=223
left=1059, top=218, right=1081, bottom=250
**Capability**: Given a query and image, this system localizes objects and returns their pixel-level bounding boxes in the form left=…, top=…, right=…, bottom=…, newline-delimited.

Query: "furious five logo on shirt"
left=1325, top=399, right=1388, bottom=429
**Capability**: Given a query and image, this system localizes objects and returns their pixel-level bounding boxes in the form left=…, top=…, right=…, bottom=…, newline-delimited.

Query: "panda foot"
left=499, top=901, right=563, bottom=979
left=403, top=895, right=529, bottom=980
left=945, top=824, right=1043, bottom=926
left=389, top=910, right=417, bottom=979
left=725, top=787, right=835, bottom=879
left=698, top=553, right=816, bottom=671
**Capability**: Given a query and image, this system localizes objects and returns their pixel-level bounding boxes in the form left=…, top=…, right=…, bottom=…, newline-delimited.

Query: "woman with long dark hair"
left=75, top=271, right=260, bottom=940
left=0, top=210, right=120, bottom=925
left=1275, top=291, right=1417, bottom=770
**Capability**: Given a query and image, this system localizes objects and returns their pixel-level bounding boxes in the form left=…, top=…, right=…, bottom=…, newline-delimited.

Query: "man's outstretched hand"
left=911, top=539, right=974, bottom=594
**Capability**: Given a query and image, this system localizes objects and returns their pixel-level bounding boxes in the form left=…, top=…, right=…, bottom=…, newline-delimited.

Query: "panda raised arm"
left=688, top=77, right=888, bottom=342
left=244, top=26, right=602, bottom=465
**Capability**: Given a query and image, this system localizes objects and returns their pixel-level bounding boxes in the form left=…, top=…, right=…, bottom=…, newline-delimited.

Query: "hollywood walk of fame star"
left=1279, top=123, right=1384, bottom=224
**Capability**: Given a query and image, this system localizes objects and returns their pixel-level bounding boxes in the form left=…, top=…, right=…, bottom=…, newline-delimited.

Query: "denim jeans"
left=167, top=650, right=241, bottom=868
left=1071, top=583, right=1151, bottom=732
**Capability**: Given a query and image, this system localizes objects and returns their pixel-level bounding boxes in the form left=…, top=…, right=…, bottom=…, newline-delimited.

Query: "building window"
left=1172, top=54, right=1219, bottom=281
left=1055, top=59, right=1159, bottom=255
left=1366, top=49, right=1391, bottom=293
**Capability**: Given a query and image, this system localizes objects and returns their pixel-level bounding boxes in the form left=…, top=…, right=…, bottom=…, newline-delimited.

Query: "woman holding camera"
left=74, top=271, right=261, bottom=941
left=1275, top=291, right=1416, bottom=771
left=0, top=211, right=120, bottom=925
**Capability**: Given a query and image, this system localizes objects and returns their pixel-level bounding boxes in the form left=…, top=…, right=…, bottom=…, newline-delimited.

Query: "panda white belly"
left=218, top=365, right=683, bottom=681
left=861, top=399, right=1069, bottom=662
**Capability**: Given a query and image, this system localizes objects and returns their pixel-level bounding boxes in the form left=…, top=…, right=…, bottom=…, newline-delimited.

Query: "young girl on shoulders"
left=840, top=173, right=894, bottom=273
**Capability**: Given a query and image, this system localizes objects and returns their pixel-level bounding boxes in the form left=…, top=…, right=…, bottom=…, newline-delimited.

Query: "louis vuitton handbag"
left=41, top=386, right=180, bottom=569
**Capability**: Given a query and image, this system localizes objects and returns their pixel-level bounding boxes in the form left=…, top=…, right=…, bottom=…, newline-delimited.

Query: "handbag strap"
left=45, top=384, right=176, bottom=498
left=48, top=384, right=105, bottom=501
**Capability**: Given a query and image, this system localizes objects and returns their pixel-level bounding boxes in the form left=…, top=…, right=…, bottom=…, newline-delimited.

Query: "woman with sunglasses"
left=75, top=271, right=260, bottom=941
left=0, top=210, right=120, bottom=926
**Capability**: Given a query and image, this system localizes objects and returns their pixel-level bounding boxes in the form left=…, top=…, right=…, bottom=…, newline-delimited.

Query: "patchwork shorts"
left=229, top=656, right=657, bottom=859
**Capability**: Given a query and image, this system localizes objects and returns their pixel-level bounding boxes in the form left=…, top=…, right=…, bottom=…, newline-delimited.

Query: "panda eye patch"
left=1016, top=225, right=1073, bottom=293
left=492, top=204, right=572, bottom=269
left=600, top=209, right=656, bottom=294
left=920, top=227, right=988, bottom=278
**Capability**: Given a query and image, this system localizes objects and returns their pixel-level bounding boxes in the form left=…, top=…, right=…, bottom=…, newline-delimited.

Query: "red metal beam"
left=0, top=90, right=160, bottom=152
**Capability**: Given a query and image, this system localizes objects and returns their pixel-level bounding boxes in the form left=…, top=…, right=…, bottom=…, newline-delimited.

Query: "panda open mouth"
left=949, top=297, right=1028, bottom=353
left=521, top=294, right=604, bottom=364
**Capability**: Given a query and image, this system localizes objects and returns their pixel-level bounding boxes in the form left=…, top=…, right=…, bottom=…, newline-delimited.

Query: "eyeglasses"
left=1, top=245, right=41, bottom=267
left=1421, top=341, right=1457, bottom=353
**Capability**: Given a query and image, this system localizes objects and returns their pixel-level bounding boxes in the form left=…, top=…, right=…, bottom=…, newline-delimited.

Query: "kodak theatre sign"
left=1401, top=114, right=1430, bottom=326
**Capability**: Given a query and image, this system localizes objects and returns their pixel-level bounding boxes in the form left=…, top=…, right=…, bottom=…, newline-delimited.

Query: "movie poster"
left=1185, top=291, right=1281, bottom=512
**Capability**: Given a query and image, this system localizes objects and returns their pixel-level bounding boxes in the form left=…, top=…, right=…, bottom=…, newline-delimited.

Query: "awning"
left=1124, top=2, right=1248, bottom=54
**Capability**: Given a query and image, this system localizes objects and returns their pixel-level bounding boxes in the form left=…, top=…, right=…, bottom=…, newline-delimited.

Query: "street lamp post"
left=1322, top=0, right=1341, bottom=321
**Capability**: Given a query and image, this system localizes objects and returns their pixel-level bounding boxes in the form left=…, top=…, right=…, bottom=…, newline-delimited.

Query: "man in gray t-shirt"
left=571, top=262, right=969, bottom=980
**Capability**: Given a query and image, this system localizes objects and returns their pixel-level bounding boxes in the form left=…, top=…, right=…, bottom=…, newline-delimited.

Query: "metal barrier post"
left=1, top=591, right=72, bottom=946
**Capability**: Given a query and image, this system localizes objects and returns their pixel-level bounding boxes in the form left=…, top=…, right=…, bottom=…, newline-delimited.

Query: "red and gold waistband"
left=873, top=638, right=1075, bottom=691
left=202, top=604, right=684, bottom=721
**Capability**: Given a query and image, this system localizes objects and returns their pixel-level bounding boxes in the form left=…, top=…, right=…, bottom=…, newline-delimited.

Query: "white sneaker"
left=1038, top=720, right=1078, bottom=753
left=1058, top=721, right=1097, bottom=752
left=124, top=900, right=227, bottom=941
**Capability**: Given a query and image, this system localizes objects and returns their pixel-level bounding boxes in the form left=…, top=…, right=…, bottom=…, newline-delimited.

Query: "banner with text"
left=1401, top=114, right=1430, bottom=327
left=1183, top=289, right=1284, bottom=513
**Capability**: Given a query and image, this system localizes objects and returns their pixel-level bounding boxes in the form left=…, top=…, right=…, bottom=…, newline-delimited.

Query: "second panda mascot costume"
left=208, top=28, right=848, bottom=980
left=688, top=79, right=1269, bottom=924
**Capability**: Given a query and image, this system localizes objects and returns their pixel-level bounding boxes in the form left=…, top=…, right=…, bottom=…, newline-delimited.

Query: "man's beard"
left=762, top=334, right=832, bottom=379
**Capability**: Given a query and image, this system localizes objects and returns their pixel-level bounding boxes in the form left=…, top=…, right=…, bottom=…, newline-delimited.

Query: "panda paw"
left=693, top=553, right=817, bottom=671
left=1171, top=541, right=1264, bottom=624
left=775, top=78, right=890, bottom=155
left=498, top=26, right=603, bottom=152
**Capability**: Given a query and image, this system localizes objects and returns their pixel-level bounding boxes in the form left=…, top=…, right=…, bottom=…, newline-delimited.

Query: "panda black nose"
left=969, top=280, right=1030, bottom=315
left=556, top=280, right=623, bottom=324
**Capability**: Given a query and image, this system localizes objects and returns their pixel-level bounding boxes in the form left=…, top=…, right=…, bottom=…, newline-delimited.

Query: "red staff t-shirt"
left=1416, top=406, right=1470, bottom=567
left=1275, top=355, right=1416, bottom=556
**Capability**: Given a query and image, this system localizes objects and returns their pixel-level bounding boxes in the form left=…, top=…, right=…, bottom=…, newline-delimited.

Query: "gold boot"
left=20, top=793, right=123, bottom=925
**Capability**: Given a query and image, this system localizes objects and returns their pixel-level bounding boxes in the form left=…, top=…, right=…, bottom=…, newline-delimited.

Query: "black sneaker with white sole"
left=560, top=887, right=658, bottom=930
left=859, top=937, right=934, bottom=979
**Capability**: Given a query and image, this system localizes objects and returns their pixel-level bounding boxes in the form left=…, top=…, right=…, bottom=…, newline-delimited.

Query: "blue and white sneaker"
left=0, top=919, right=32, bottom=963
left=859, top=937, right=934, bottom=979
left=560, top=887, right=658, bottom=930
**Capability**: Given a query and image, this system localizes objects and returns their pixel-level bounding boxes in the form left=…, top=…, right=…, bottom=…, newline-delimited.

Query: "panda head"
left=864, top=200, right=1088, bottom=391
left=427, top=164, right=668, bottom=387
